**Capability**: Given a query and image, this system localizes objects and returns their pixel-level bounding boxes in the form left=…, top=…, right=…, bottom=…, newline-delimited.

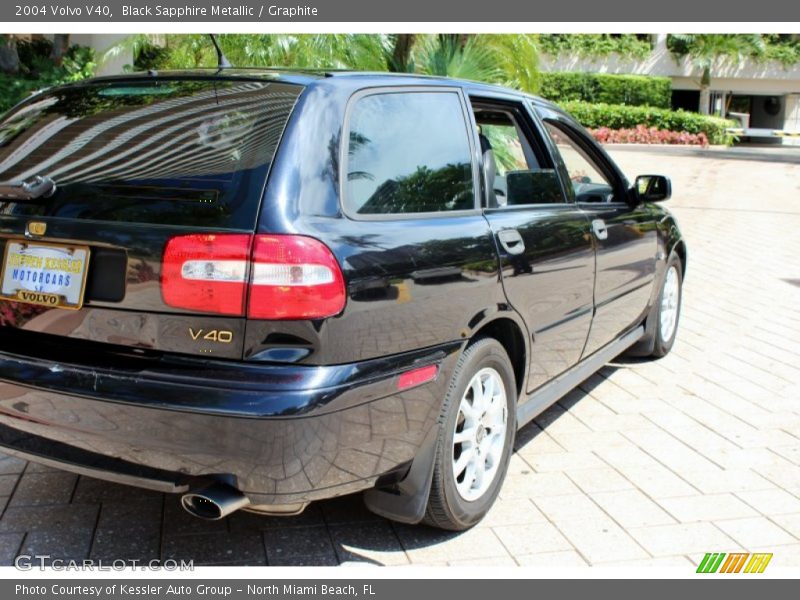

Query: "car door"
left=468, top=97, right=595, bottom=393
left=538, top=113, right=658, bottom=358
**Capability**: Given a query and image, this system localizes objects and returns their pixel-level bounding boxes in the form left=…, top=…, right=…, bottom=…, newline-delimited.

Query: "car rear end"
left=0, top=73, right=451, bottom=515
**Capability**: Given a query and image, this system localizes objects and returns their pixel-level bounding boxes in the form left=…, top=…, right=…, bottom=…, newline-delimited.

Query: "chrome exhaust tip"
left=181, top=483, right=250, bottom=520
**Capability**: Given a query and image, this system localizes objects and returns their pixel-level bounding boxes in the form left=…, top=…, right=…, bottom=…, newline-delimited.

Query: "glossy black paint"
left=0, top=69, right=685, bottom=509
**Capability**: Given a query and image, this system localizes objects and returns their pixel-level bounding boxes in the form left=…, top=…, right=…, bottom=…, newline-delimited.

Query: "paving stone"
left=514, top=550, right=589, bottom=567
left=713, top=517, right=798, bottom=549
left=448, top=555, right=517, bottom=566
left=735, top=489, right=800, bottom=516
left=0, top=532, right=24, bottom=566
left=613, top=464, right=698, bottom=499
left=0, top=504, right=99, bottom=534
left=268, top=552, right=339, bottom=566
left=0, top=456, right=27, bottom=475
left=493, top=521, right=573, bottom=556
left=596, top=555, right=694, bottom=567
left=0, top=474, right=20, bottom=496
left=532, top=494, right=607, bottom=523
left=554, top=516, right=649, bottom=564
left=771, top=513, right=800, bottom=539
left=329, top=522, right=408, bottom=565
left=590, top=490, right=677, bottom=528
left=656, top=494, right=760, bottom=523
left=90, top=501, right=162, bottom=561
left=628, top=522, right=742, bottom=556
left=20, top=528, right=94, bottom=561
left=477, top=496, right=547, bottom=528
left=163, top=531, right=266, bottom=565
left=677, top=469, right=776, bottom=495
left=8, top=472, right=77, bottom=507
left=499, top=472, right=582, bottom=499
left=565, top=467, right=635, bottom=494
left=525, top=452, right=606, bottom=473
left=263, top=526, right=335, bottom=564
left=395, top=524, right=510, bottom=563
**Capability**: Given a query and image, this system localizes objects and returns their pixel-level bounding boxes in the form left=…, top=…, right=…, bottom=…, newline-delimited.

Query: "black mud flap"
left=363, top=425, right=438, bottom=524
left=626, top=288, right=659, bottom=357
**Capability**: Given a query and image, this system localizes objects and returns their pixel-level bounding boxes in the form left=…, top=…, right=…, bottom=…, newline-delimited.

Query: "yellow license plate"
left=0, top=240, right=91, bottom=310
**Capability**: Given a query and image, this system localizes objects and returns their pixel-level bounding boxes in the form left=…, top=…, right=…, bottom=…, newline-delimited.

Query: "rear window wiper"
left=0, top=175, right=57, bottom=201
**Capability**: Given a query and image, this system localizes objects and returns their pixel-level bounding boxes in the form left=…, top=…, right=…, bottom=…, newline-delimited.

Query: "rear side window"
left=0, top=79, right=302, bottom=228
left=344, top=91, right=475, bottom=215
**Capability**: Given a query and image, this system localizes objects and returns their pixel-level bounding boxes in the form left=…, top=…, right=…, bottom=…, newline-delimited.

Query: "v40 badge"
left=188, top=328, right=234, bottom=344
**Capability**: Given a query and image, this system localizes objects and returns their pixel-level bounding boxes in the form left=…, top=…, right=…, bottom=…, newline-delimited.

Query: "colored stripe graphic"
left=698, top=552, right=773, bottom=574
left=744, top=553, right=773, bottom=573
left=720, top=553, right=749, bottom=573
left=697, top=553, right=726, bottom=573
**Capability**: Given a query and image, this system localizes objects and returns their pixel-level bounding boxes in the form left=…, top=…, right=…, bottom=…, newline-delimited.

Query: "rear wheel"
left=423, top=338, right=516, bottom=531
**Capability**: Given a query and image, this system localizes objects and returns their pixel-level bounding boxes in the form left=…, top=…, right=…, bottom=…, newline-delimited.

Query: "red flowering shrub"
left=589, top=125, right=710, bottom=147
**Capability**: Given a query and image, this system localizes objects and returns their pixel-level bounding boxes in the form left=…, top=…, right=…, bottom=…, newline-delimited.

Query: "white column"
left=783, top=95, right=800, bottom=146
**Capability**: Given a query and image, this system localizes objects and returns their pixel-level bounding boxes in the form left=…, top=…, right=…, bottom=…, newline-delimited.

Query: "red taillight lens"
left=162, top=234, right=251, bottom=316
left=162, top=233, right=346, bottom=319
left=248, top=235, right=346, bottom=320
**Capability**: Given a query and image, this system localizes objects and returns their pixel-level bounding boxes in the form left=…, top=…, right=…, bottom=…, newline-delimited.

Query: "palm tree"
left=389, top=34, right=416, bottom=72
left=415, top=35, right=502, bottom=81
left=670, top=34, right=764, bottom=114
left=102, top=34, right=541, bottom=94
left=481, top=34, right=540, bottom=93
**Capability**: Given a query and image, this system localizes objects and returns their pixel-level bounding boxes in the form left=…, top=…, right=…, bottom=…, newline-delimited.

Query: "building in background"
left=541, top=34, right=800, bottom=145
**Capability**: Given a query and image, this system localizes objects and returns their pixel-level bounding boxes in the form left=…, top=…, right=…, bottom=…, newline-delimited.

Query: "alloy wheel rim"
left=660, top=265, right=680, bottom=342
left=452, top=367, right=508, bottom=501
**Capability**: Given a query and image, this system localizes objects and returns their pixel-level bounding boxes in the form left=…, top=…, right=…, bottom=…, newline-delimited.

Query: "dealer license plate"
left=0, top=240, right=91, bottom=310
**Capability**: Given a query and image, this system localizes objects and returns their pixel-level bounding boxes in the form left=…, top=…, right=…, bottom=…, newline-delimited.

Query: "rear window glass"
left=0, top=79, right=302, bottom=228
left=344, top=91, right=475, bottom=215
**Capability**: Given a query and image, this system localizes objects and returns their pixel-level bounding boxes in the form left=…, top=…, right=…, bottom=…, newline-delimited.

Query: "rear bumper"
left=0, top=337, right=459, bottom=506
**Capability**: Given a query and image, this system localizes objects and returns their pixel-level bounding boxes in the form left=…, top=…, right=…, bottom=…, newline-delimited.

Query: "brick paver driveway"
left=1, top=147, right=799, bottom=568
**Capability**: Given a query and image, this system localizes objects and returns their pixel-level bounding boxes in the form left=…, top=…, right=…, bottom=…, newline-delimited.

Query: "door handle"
left=497, top=229, right=525, bottom=255
left=591, top=219, right=608, bottom=241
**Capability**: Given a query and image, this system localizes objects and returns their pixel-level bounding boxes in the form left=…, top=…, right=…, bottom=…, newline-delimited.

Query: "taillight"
left=161, top=233, right=346, bottom=320
left=162, top=234, right=251, bottom=316
left=248, top=235, right=346, bottom=320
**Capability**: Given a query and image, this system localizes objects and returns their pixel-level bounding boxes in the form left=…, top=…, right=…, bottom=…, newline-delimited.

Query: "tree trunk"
left=698, top=86, right=711, bottom=115
left=698, top=66, right=711, bottom=115
left=389, top=34, right=416, bottom=72
left=0, top=35, right=20, bottom=74
left=50, top=34, right=71, bottom=65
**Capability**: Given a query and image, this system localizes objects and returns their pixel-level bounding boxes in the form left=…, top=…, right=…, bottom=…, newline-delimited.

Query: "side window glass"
left=345, top=92, right=475, bottom=215
left=472, top=106, right=565, bottom=206
left=543, top=121, right=616, bottom=203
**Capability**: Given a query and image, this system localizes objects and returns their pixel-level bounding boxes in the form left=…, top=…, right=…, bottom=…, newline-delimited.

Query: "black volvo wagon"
left=0, top=70, right=685, bottom=530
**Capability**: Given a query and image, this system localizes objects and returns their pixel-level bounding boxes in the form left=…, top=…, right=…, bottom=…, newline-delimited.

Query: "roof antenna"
left=209, top=34, right=232, bottom=69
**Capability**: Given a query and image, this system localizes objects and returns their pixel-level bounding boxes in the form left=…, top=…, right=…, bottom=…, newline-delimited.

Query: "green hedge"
left=540, top=72, right=672, bottom=108
left=539, top=35, right=652, bottom=60
left=561, top=101, right=736, bottom=145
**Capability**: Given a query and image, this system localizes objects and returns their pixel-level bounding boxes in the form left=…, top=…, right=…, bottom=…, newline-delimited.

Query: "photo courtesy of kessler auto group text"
left=0, top=0, right=798, bottom=596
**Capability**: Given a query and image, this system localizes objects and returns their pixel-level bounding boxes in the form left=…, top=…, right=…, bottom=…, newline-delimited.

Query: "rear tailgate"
left=0, top=76, right=302, bottom=359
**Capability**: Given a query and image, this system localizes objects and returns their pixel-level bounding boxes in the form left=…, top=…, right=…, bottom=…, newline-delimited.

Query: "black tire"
left=651, top=253, right=683, bottom=357
left=423, top=338, right=517, bottom=531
